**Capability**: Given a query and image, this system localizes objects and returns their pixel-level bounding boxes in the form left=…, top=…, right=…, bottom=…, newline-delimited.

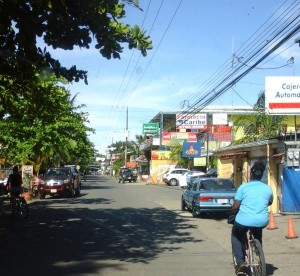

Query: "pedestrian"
left=230, top=160, right=273, bottom=275
left=7, top=166, right=23, bottom=216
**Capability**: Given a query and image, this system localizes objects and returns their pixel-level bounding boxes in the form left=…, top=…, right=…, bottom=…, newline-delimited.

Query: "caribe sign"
left=182, top=142, right=202, bottom=158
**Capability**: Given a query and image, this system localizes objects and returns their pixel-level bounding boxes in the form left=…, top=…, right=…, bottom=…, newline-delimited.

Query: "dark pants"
left=231, top=221, right=264, bottom=265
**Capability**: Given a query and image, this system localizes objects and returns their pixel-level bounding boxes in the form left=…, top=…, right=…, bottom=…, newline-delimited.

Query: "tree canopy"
left=0, top=76, right=95, bottom=173
left=0, top=0, right=152, bottom=170
left=0, top=0, right=152, bottom=86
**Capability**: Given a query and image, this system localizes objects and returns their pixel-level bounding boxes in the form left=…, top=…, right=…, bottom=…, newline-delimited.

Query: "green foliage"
left=169, top=141, right=192, bottom=169
left=0, top=0, right=152, bottom=85
left=0, top=75, right=95, bottom=174
left=232, top=91, right=286, bottom=145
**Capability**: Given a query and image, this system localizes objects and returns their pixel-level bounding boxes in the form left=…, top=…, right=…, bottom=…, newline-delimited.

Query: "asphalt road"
left=0, top=175, right=299, bottom=276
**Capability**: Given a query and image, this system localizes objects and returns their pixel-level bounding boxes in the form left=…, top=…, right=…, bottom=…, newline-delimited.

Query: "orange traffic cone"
left=267, top=211, right=278, bottom=230
left=286, top=217, right=298, bottom=239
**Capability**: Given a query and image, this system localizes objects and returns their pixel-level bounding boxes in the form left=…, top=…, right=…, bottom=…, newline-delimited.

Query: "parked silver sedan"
left=181, top=177, right=236, bottom=218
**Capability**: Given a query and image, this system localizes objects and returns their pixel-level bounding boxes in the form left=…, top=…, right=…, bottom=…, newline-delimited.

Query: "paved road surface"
left=0, top=175, right=299, bottom=276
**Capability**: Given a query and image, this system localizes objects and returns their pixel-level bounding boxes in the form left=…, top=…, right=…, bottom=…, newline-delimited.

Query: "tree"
left=0, top=0, right=152, bottom=87
left=0, top=76, right=94, bottom=174
left=169, top=141, right=193, bottom=169
left=232, top=91, right=286, bottom=144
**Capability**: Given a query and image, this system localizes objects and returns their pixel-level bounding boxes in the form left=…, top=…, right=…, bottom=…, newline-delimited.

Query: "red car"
left=0, top=176, right=8, bottom=195
left=38, top=167, right=81, bottom=199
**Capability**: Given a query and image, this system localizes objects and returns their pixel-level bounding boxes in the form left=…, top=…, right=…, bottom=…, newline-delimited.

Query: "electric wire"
left=179, top=0, right=297, bottom=113
left=177, top=1, right=300, bottom=127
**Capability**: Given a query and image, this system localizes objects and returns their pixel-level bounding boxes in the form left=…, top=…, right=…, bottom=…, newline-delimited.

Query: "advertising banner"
left=265, top=76, right=300, bottom=115
left=182, top=142, right=202, bottom=158
left=162, top=132, right=197, bottom=146
left=176, top=113, right=207, bottom=129
left=151, top=150, right=171, bottom=160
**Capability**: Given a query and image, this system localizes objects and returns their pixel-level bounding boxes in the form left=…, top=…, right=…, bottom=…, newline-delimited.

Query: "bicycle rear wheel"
left=18, top=197, right=28, bottom=218
left=249, top=238, right=266, bottom=276
left=0, top=197, right=13, bottom=216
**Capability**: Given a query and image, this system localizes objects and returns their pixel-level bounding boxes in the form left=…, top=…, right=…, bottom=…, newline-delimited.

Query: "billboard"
left=176, top=113, right=207, bottom=129
left=182, top=142, right=202, bottom=158
left=162, top=132, right=197, bottom=146
left=265, top=76, right=300, bottom=115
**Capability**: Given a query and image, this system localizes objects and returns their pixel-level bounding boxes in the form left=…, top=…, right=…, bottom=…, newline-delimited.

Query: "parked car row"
left=163, top=168, right=190, bottom=186
left=163, top=167, right=218, bottom=187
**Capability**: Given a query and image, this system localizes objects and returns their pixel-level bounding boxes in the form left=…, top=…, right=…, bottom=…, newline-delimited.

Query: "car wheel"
left=169, top=178, right=178, bottom=186
left=192, top=204, right=198, bottom=218
left=39, top=192, right=45, bottom=199
left=181, top=198, right=187, bottom=211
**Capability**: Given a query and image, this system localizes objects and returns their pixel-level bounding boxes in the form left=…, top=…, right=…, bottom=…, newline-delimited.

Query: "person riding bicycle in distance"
left=7, top=166, right=23, bottom=216
left=231, top=160, right=273, bottom=275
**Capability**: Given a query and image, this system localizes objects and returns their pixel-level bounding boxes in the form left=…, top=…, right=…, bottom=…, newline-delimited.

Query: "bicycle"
left=233, top=229, right=266, bottom=276
left=0, top=191, right=29, bottom=219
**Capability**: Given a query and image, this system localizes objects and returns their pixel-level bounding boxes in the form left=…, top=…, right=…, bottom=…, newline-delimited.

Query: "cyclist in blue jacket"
left=231, top=160, right=273, bottom=275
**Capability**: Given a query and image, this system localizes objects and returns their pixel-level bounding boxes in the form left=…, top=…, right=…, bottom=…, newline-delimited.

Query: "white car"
left=178, top=171, right=205, bottom=188
left=163, top=168, right=190, bottom=186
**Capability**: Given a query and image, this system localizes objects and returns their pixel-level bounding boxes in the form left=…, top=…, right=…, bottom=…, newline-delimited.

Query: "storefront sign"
left=182, top=142, right=202, bottom=157
left=151, top=150, right=171, bottom=160
left=162, top=132, right=197, bottom=146
left=143, top=123, right=159, bottom=134
left=265, top=76, right=300, bottom=115
left=176, top=113, right=207, bottom=129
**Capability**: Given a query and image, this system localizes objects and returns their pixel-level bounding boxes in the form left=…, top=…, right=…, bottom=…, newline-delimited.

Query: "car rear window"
left=200, top=179, right=234, bottom=190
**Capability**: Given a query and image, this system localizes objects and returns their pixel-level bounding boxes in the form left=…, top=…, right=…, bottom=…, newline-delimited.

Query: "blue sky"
left=51, top=0, right=300, bottom=154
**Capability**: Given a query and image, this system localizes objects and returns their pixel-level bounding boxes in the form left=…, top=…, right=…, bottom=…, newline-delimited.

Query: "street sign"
left=143, top=123, right=159, bottom=134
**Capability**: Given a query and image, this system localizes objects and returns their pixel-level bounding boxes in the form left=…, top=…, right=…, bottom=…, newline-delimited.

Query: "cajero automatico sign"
left=265, top=76, right=300, bottom=115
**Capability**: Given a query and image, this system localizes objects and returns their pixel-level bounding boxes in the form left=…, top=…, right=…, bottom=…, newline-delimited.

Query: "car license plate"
left=51, top=189, right=57, bottom=193
left=217, top=198, right=229, bottom=203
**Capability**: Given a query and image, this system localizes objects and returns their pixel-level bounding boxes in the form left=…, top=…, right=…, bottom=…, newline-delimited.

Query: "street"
left=1, top=175, right=299, bottom=276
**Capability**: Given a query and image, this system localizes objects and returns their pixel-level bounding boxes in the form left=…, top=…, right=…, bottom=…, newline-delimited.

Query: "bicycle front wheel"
left=249, top=238, right=266, bottom=276
left=0, top=197, right=13, bottom=216
left=18, top=197, right=28, bottom=219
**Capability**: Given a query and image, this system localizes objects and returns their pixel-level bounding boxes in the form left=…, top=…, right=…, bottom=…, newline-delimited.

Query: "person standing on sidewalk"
left=230, top=160, right=273, bottom=274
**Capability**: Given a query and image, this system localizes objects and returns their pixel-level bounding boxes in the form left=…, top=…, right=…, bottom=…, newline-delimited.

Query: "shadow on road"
left=0, top=190, right=202, bottom=276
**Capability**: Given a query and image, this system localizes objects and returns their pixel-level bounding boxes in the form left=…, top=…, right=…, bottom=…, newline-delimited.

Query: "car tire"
left=181, top=198, right=187, bottom=211
left=192, top=204, right=198, bottom=218
left=169, top=178, right=178, bottom=186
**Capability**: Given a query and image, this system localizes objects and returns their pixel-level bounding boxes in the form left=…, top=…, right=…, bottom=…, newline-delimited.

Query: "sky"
left=50, top=0, right=300, bottom=154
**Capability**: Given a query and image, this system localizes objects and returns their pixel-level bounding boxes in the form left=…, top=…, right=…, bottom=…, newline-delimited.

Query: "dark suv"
left=38, top=167, right=81, bottom=199
left=118, top=168, right=137, bottom=183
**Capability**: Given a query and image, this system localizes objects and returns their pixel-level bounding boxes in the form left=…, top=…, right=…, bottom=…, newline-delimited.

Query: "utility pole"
left=124, top=106, right=128, bottom=167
